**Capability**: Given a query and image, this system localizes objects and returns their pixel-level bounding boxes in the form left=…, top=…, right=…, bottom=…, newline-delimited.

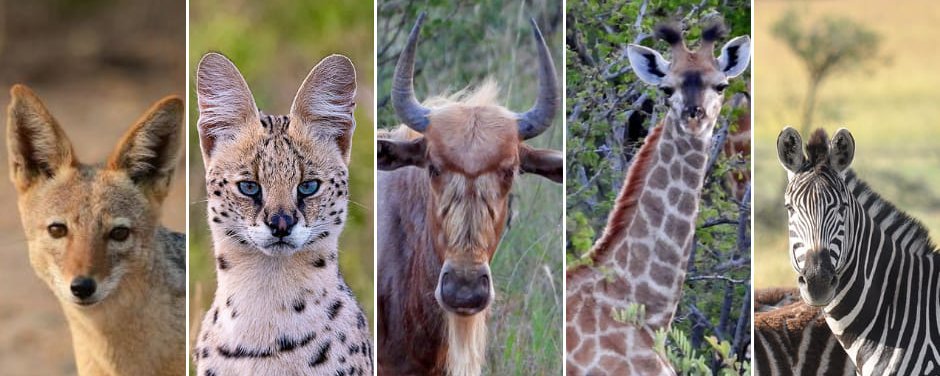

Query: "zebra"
left=776, top=127, right=940, bottom=375
left=754, top=287, right=855, bottom=375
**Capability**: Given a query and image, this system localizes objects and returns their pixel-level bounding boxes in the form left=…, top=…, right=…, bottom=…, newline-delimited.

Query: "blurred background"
left=377, top=1, right=563, bottom=373
left=0, top=0, right=185, bottom=374
left=566, top=0, right=751, bottom=373
left=187, top=0, right=374, bottom=361
left=753, top=0, right=940, bottom=288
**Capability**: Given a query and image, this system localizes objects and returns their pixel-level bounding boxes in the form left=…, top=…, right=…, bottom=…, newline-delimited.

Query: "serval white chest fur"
left=193, top=53, right=372, bottom=375
left=6, top=85, right=186, bottom=375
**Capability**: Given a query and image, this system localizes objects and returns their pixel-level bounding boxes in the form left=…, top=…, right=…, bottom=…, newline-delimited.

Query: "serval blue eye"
left=298, top=180, right=321, bottom=196
left=238, top=181, right=260, bottom=196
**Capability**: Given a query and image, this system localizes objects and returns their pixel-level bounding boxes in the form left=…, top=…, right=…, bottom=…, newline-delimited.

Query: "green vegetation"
left=377, top=2, right=563, bottom=374
left=188, top=0, right=374, bottom=352
left=754, top=0, right=940, bottom=288
left=566, top=0, right=751, bottom=373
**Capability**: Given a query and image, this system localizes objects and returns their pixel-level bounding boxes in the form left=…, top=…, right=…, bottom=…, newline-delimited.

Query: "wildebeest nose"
left=439, top=264, right=491, bottom=314
left=266, top=212, right=296, bottom=238
left=70, top=277, right=96, bottom=299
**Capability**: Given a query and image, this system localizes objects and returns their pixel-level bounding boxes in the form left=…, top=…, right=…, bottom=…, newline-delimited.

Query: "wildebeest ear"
left=6, top=84, right=76, bottom=192
left=829, top=128, right=855, bottom=173
left=776, top=126, right=804, bottom=177
left=626, top=44, right=670, bottom=86
left=291, top=54, right=357, bottom=165
left=377, top=138, right=426, bottom=171
left=108, top=96, right=183, bottom=202
left=195, top=52, right=259, bottom=165
left=520, top=144, right=562, bottom=183
left=718, top=36, right=751, bottom=78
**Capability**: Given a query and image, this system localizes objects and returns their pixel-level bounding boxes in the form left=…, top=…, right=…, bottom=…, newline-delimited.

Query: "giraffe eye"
left=715, top=83, right=729, bottom=93
left=659, top=86, right=675, bottom=96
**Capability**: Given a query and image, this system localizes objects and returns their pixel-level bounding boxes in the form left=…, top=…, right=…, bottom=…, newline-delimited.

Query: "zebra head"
left=776, top=127, right=856, bottom=306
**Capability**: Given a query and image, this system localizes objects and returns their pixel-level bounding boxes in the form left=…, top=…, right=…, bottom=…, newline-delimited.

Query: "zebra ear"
left=776, top=126, right=804, bottom=175
left=829, top=128, right=855, bottom=173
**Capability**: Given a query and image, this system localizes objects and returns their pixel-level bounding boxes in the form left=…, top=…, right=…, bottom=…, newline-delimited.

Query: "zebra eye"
left=298, top=180, right=321, bottom=197
left=784, top=204, right=794, bottom=213
left=237, top=181, right=261, bottom=196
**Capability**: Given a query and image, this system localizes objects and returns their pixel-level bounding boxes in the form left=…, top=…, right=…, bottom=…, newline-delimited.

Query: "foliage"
left=772, top=8, right=881, bottom=134
left=566, top=0, right=751, bottom=373
left=187, top=0, right=375, bottom=364
left=377, top=1, right=563, bottom=374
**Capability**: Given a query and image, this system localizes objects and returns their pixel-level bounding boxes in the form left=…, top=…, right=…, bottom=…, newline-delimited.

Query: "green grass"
left=754, top=0, right=940, bottom=288
left=187, top=0, right=375, bottom=362
left=377, top=2, right=563, bottom=374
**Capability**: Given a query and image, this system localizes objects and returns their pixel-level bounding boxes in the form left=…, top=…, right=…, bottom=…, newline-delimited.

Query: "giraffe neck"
left=595, top=116, right=711, bottom=328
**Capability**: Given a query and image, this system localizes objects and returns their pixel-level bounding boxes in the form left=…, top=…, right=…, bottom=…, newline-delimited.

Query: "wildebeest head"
left=377, top=13, right=562, bottom=316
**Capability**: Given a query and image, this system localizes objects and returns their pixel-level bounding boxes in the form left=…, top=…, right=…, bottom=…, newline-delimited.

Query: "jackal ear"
left=718, top=36, right=751, bottom=79
left=777, top=126, right=804, bottom=176
left=627, top=44, right=670, bottom=86
left=196, top=53, right=259, bottom=164
left=109, top=96, right=183, bottom=201
left=829, top=128, right=855, bottom=173
left=291, top=54, right=357, bottom=165
left=6, top=84, right=76, bottom=191
left=377, top=138, right=426, bottom=171
left=520, top=145, right=563, bottom=183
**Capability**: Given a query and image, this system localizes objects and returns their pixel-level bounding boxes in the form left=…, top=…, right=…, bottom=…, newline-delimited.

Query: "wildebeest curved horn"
left=392, top=12, right=431, bottom=133
left=517, top=18, right=559, bottom=140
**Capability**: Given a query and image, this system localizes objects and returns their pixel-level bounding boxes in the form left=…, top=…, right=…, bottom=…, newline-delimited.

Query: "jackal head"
left=6, top=85, right=182, bottom=307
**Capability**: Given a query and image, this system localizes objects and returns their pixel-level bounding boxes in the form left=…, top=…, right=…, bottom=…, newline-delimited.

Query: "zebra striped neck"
left=824, top=169, right=940, bottom=375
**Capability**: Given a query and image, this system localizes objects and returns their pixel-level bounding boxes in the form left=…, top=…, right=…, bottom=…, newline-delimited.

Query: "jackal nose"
left=684, top=106, right=705, bottom=119
left=70, top=277, right=96, bottom=299
left=266, top=212, right=296, bottom=238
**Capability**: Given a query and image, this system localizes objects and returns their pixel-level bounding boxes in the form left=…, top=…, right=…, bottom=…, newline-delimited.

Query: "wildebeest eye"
left=659, top=86, right=675, bottom=96
left=428, top=164, right=441, bottom=178
left=48, top=223, right=68, bottom=238
left=237, top=181, right=261, bottom=196
left=715, top=83, right=729, bottom=93
left=109, top=226, right=130, bottom=242
left=298, top=180, right=321, bottom=197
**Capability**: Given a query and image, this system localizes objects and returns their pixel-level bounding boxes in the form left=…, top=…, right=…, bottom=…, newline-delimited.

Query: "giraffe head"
left=777, top=127, right=856, bottom=306
left=627, top=21, right=750, bottom=137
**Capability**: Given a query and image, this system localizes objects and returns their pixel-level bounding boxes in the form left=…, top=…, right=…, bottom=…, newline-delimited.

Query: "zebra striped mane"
left=845, top=169, right=939, bottom=257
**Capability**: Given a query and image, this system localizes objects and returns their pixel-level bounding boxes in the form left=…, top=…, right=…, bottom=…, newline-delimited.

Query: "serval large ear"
left=6, top=84, right=76, bottom=192
left=829, top=128, right=855, bottom=173
left=196, top=52, right=259, bottom=165
left=626, top=44, right=670, bottom=86
left=290, top=54, right=357, bottom=165
left=108, top=96, right=183, bottom=202
left=718, top=36, right=751, bottom=79
left=776, top=126, right=804, bottom=178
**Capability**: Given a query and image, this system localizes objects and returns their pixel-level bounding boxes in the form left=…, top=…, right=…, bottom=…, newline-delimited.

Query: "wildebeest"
left=376, top=13, right=562, bottom=376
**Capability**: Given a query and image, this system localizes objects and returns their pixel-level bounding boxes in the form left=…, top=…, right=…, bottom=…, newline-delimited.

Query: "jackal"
left=6, top=84, right=185, bottom=375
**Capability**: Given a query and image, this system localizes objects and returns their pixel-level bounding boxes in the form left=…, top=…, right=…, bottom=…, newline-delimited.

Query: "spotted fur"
left=194, top=53, right=372, bottom=375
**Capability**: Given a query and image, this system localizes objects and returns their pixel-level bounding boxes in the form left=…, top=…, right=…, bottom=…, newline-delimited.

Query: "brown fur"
left=6, top=84, right=185, bottom=375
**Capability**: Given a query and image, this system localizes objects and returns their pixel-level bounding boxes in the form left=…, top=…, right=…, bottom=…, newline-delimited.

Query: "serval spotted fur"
left=193, top=52, right=372, bottom=375
left=6, top=84, right=186, bottom=375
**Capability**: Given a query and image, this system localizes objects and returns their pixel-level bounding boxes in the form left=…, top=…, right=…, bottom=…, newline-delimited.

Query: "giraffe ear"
left=627, top=44, right=670, bottom=86
left=718, top=36, right=751, bottom=78
left=829, top=128, right=855, bottom=173
left=777, top=126, right=804, bottom=176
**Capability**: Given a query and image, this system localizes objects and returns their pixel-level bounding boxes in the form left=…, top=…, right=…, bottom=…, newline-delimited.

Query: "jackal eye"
left=237, top=181, right=261, bottom=196
left=109, top=227, right=130, bottom=242
left=47, top=224, right=67, bottom=238
left=298, top=180, right=321, bottom=197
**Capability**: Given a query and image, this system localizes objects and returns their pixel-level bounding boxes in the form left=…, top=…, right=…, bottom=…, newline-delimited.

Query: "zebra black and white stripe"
left=777, top=127, right=940, bottom=375
left=754, top=287, right=855, bottom=376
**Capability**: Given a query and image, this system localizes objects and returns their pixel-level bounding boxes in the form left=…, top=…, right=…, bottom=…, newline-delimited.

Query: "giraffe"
left=565, top=21, right=750, bottom=375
